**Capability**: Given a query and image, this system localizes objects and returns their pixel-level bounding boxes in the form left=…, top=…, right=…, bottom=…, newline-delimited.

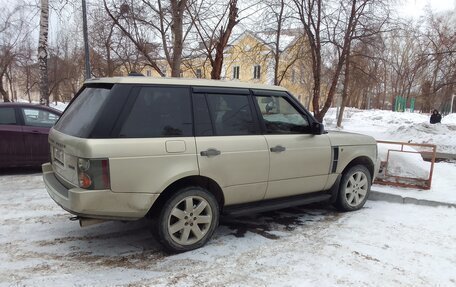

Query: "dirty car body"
left=42, top=77, right=379, bottom=252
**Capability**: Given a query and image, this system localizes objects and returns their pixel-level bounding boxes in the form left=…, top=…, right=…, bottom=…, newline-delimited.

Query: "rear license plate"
left=54, top=147, right=64, bottom=165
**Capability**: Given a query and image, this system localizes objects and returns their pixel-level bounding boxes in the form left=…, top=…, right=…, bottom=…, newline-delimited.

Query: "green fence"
left=394, top=96, right=415, bottom=112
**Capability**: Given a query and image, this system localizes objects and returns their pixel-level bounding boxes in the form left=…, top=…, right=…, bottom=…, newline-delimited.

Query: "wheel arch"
left=342, top=156, right=375, bottom=182
left=147, top=175, right=225, bottom=218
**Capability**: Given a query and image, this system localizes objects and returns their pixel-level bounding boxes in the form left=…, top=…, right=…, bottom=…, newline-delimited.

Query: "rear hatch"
left=50, top=84, right=113, bottom=187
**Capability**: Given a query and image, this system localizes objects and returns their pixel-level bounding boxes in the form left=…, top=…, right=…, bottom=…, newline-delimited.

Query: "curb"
left=369, top=190, right=456, bottom=208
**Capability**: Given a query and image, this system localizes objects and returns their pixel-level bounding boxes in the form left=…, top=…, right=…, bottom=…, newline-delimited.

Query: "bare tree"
left=1, top=4, right=28, bottom=102
left=104, top=0, right=191, bottom=77
left=38, top=0, right=50, bottom=105
left=89, top=5, right=123, bottom=77
left=335, top=1, right=391, bottom=126
left=186, top=0, right=239, bottom=79
left=420, top=11, right=456, bottom=112
left=293, top=0, right=390, bottom=122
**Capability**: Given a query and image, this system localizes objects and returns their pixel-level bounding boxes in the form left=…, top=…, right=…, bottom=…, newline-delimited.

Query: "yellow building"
left=141, top=30, right=314, bottom=108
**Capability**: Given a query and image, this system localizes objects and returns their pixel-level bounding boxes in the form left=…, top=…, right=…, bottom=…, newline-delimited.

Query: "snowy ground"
left=324, top=108, right=456, bottom=154
left=324, top=108, right=456, bottom=204
left=0, top=171, right=455, bottom=287
left=2, top=106, right=455, bottom=286
left=373, top=161, right=456, bottom=204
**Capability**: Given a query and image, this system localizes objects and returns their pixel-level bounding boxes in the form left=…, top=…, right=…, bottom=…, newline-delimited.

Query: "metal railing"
left=374, top=140, right=437, bottom=190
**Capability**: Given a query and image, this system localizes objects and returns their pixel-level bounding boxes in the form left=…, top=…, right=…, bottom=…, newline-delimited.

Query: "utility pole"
left=82, top=0, right=91, bottom=79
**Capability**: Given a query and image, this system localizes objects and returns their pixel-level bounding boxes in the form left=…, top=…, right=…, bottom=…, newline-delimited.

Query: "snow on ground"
left=374, top=161, right=456, bottom=204
left=0, top=172, right=455, bottom=287
left=377, top=143, right=431, bottom=179
left=49, top=102, right=68, bottom=112
left=324, top=108, right=456, bottom=154
left=2, top=103, right=454, bottom=285
left=324, top=108, right=456, bottom=203
left=16, top=99, right=68, bottom=112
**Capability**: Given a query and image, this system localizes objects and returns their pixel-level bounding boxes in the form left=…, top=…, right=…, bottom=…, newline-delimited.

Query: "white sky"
left=398, top=0, right=455, bottom=18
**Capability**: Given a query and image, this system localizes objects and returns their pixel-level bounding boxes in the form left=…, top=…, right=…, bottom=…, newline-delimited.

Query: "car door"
left=252, top=90, right=331, bottom=199
left=0, top=106, right=25, bottom=168
left=20, top=107, right=60, bottom=165
left=193, top=89, right=269, bottom=206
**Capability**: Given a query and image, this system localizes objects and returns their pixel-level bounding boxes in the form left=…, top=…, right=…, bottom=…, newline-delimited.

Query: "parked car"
left=42, top=77, right=379, bottom=252
left=0, top=102, right=61, bottom=168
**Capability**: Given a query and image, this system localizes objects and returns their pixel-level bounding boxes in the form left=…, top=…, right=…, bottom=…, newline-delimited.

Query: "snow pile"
left=325, top=108, right=456, bottom=154
left=442, top=113, right=456, bottom=125
left=377, top=143, right=430, bottom=179
left=15, top=99, right=68, bottom=112
left=50, top=102, right=68, bottom=112
left=387, top=122, right=456, bottom=153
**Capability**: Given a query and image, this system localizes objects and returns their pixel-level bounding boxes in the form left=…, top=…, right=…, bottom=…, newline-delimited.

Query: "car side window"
left=193, top=94, right=214, bottom=136
left=21, top=108, right=59, bottom=128
left=255, top=95, right=309, bottom=134
left=119, top=86, right=192, bottom=138
left=0, top=108, right=17, bottom=125
left=206, top=94, right=259, bottom=136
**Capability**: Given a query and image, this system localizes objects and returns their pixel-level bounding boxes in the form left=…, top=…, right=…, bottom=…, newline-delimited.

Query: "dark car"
left=0, top=102, right=62, bottom=168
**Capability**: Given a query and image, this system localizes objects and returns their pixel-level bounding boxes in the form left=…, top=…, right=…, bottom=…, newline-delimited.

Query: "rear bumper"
left=42, top=163, right=159, bottom=220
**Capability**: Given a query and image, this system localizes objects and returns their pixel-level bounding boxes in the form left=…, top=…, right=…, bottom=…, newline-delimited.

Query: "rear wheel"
left=156, top=186, right=219, bottom=253
left=335, top=165, right=371, bottom=211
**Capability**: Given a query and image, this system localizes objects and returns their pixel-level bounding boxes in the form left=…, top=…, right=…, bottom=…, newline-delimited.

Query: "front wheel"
left=334, top=165, right=371, bottom=211
left=156, top=186, right=219, bottom=253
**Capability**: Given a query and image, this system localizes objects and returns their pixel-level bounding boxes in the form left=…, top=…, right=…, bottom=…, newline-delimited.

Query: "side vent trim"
left=331, top=146, right=339, bottom=173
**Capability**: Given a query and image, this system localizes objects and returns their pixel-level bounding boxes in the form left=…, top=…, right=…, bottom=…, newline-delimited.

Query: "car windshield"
left=54, top=84, right=112, bottom=138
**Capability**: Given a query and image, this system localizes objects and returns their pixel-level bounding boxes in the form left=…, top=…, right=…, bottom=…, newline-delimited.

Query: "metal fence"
left=374, top=140, right=437, bottom=190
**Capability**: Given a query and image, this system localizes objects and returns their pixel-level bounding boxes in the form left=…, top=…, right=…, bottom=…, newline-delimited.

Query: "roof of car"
left=85, top=76, right=288, bottom=91
left=0, top=102, right=62, bottom=114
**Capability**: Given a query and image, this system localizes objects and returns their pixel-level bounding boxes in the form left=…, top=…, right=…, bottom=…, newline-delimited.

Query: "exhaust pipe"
left=70, top=216, right=108, bottom=227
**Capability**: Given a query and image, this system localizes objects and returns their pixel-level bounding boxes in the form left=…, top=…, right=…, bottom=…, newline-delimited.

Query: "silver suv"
left=43, top=76, right=379, bottom=252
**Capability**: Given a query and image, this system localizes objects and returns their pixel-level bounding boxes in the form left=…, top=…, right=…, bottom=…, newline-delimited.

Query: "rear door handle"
left=200, top=148, right=221, bottom=157
left=270, top=145, right=286, bottom=153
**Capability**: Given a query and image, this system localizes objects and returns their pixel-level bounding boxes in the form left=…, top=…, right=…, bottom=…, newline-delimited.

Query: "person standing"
left=430, top=109, right=442, bottom=124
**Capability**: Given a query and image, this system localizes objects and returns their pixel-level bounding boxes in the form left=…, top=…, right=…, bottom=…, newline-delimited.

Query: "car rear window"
left=54, top=84, right=112, bottom=138
left=0, top=107, right=17, bottom=125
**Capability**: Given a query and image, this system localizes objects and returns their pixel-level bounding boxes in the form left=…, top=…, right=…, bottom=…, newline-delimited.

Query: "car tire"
left=334, top=165, right=371, bottom=212
left=156, top=186, right=219, bottom=253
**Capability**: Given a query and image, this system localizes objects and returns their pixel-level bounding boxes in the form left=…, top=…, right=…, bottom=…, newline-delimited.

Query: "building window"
left=146, top=70, right=151, bottom=77
left=233, top=66, right=240, bottom=79
left=253, top=65, right=261, bottom=79
left=196, top=68, right=202, bottom=78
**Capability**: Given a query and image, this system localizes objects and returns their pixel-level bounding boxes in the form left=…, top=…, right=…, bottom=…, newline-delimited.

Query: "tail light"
left=77, top=158, right=111, bottom=190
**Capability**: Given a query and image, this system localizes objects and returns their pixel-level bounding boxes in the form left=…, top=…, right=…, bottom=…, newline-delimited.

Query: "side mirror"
left=311, top=122, right=325, bottom=135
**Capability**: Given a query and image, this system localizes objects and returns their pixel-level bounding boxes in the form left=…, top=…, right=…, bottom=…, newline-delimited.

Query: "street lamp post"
left=82, top=0, right=91, bottom=79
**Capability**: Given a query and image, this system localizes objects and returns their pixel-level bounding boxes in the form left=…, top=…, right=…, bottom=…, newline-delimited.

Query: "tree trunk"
left=211, top=0, right=239, bottom=80
left=337, top=53, right=351, bottom=127
left=0, top=76, right=9, bottom=102
left=273, top=0, right=284, bottom=86
left=6, top=68, right=15, bottom=102
left=170, top=0, right=186, bottom=77
left=38, top=0, right=49, bottom=106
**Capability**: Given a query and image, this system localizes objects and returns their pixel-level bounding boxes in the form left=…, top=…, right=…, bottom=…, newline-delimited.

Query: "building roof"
left=85, top=76, right=288, bottom=91
left=228, top=30, right=300, bottom=53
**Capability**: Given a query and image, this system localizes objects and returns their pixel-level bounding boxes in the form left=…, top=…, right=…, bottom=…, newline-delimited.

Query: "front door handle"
left=200, top=148, right=221, bottom=157
left=270, top=145, right=286, bottom=153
